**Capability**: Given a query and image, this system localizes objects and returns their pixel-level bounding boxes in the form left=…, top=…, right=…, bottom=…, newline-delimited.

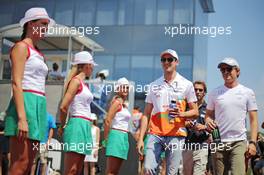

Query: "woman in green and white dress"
left=59, top=51, right=97, bottom=175
left=4, top=7, right=55, bottom=175
left=104, top=77, right=132, bottom=175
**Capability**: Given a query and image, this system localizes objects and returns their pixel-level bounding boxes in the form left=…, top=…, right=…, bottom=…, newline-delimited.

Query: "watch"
left=249, top=140, right=256, bottom=146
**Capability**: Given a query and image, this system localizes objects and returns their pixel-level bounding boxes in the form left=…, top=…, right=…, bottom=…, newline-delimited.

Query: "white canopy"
left=0, top=23, right=104, bottom=51
left=0, top=23, right=104, bottom=79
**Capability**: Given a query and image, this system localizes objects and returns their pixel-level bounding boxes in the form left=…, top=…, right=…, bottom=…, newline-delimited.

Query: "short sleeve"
left=247, top=89, right=258, bottom=111
left=206, top=91, right=215, bottom=111
left=185, top=83, right=197, bottom=103
left=48, top=114, right=57, bottom=129
left=145, top=84, right=153, bottom=104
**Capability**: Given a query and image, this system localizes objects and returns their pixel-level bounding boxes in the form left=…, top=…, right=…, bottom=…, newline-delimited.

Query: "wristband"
left=249, top=140, right=256, bottom=146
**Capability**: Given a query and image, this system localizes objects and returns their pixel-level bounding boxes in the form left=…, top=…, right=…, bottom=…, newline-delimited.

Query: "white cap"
left=90, top=113, right=97, bottom=120
left=160, top=49, right=179, bottom=60
left=116, top=77, right=129, bottom=86
left=19, top=7, right=55, bottom=27
left=98, top=69, right=109, bottom=78
left=115, top=77, right=129, bottom=91
left=72, top=51, right=98, bottom=66
left=217, top=57, right=240, bottom=68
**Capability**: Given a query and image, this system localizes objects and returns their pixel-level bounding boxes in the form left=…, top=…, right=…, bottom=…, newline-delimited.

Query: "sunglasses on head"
left=220, top=66, right=235, bottom=73
left=160, top=57, right=176, bottom=63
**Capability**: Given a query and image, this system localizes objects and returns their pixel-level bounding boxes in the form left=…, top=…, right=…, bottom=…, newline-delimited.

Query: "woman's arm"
left=10, top=42, right=29, bottom=140
left=137, top=103, right=153, bottom=155
left=132, top=130, right=140, bottom=142
left=59, top=78, right=80, bottom=127
left=103, top=97, right=122, bottom=141
left=96, top=126, right=100, bottom=149
left=94, top=126, right=101, bottom=157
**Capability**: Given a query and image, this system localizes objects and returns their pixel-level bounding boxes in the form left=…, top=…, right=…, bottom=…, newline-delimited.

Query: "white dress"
left=84, top=126, right=98, bottom=162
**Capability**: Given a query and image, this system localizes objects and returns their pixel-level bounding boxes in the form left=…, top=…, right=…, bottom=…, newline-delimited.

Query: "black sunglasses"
left=220, top=67, right=234, bottom=73
left=195, top=88, right=204, bottom=92
left=160, top=57, right=176, bottom=63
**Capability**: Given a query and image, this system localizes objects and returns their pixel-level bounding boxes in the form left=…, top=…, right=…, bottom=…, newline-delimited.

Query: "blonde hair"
left=62, top=65, right=83, bottom=96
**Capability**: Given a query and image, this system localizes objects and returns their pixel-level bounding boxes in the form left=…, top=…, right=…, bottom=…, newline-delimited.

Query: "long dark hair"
left=20, top=22, right=28, bottom=40
left=20, top=20, right=40, bottom=51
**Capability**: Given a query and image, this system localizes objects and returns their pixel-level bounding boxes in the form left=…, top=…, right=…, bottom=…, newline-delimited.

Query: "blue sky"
left=206, top=0, right=264, bottom=130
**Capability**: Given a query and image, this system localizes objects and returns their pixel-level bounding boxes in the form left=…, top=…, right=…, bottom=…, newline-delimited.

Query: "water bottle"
left=212, top=126, right=221, bottom=143
left=168, top=100, right=177, bottom=124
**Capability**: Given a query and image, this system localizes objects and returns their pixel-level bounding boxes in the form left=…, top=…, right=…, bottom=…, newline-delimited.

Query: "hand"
left=137, top=140, right=144, bottom=156
left=17, top=119, right=28, bottom=141
left=205, top=118, right=217, bottom=133
left=194, top=123, right=207, bottom=131
left=245, top=143, right=257, bottom=158
left=58, top=127, right=64, bottom=137
left=185, top=121, right=195, bottom=128
left=137, top=139, right=144, bottom=156
left=168, top=107, right=185, bottom=118
left=206, top=134, right=213, bottom=144
left=93, top=151, right=98, bottom=158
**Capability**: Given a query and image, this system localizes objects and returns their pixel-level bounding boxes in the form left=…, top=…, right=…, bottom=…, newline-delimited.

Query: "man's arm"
left=249, top=110, right=258, bottom=142
left=170, top=102, right=198, bottom=119
left=249, top=110, right=258, bottom=143
left=205, top=109, right=216, bottom=131
left=182, top=102, right=199, bottom=119
left=137, top=103, right=153, bottom=155
left=182, top=84, right=199, bottom=119
left=245, top=110, right=258, bottom=158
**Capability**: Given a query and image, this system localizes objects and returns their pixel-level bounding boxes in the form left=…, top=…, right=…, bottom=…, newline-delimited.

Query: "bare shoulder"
left=112, top=95, right=123, bottom=104
left=66, top=77, right=81, bottom=94
left=12, top=42, right=28, bottom=53
left=70, top=77, right=81, bottom=86
left=11, top=42, right=29, bottom=60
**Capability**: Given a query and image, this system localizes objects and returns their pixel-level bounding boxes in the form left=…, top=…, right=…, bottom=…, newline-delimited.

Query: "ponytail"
left=21, top=23, right=28, bottom=40
left=62, top=65, right=78, bottom=96
left=62, top=64, right=85, bottom=96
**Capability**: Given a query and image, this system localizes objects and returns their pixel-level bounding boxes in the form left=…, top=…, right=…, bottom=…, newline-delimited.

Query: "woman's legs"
left=106, top=156, right=123, bottom=175
left=9, top=137, right=38, bottom=175
left=160, top=158, right=166, bottom=175
left=83, top=162, right=89, bottom=175
left=64, top=152, right=85, bottom=175
left=138, top=156, right=145, bottom=175
left=89, top=162, right=96, bottom=175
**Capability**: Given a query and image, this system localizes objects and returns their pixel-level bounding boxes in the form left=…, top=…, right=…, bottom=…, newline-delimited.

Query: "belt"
left=23, top=89, right=45, bottom=96
left=71, top=115, right=93, bottom=122
left=112, top=128, right=129, bottom=133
